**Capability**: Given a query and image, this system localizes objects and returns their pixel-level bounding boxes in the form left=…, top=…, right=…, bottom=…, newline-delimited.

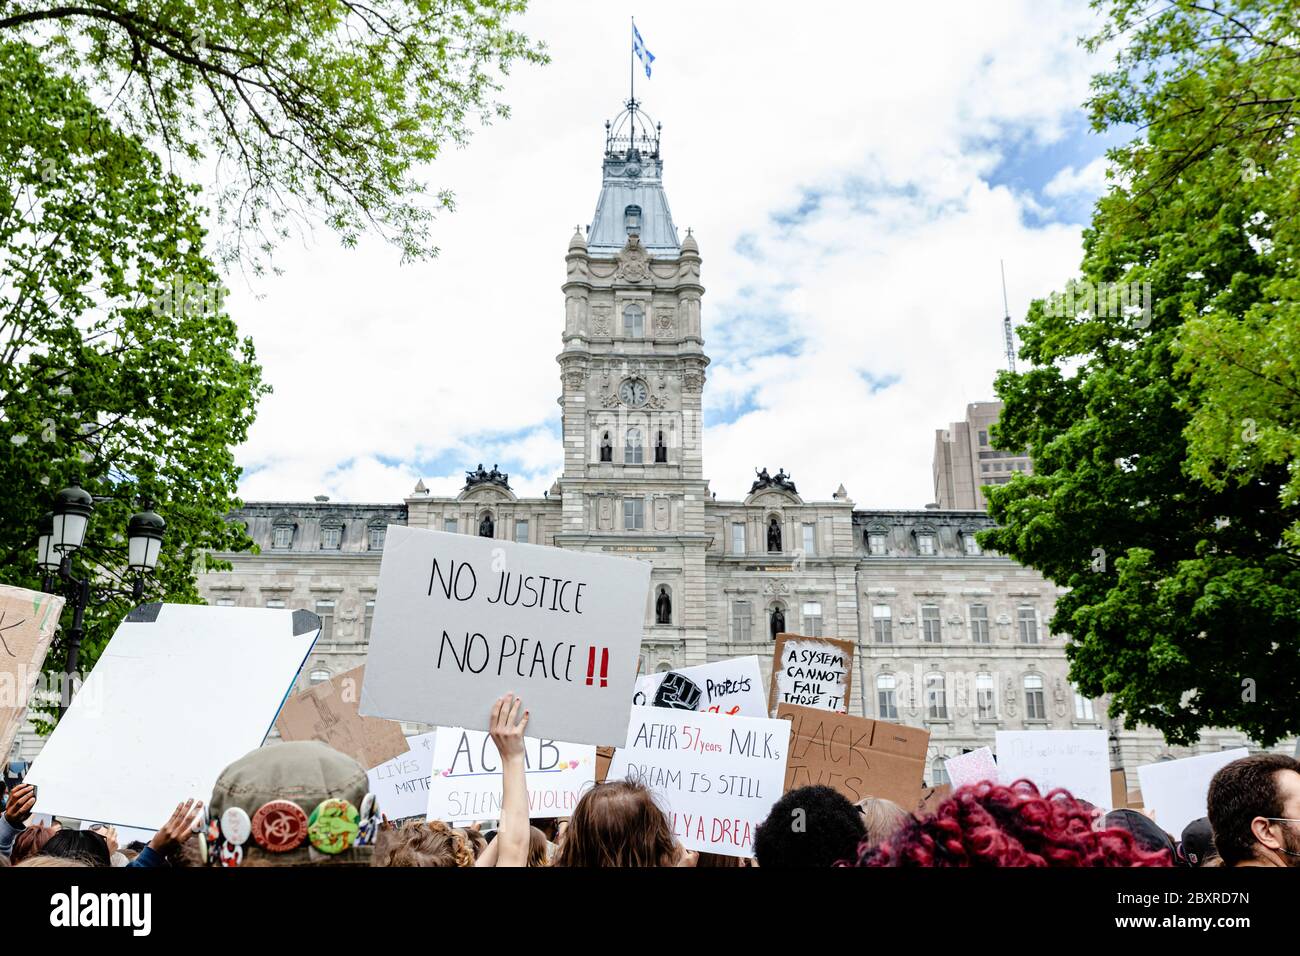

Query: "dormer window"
left=623, top=304, right=644, bottom=338
left=624, top=204, right=642, bottom=235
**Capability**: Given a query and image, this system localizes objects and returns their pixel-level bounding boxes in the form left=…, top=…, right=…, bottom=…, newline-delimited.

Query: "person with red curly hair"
left=853, top=780, right=1172, bottom=867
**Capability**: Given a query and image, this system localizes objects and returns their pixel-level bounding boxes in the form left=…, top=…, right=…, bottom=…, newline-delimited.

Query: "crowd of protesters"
left=2, top=693, right=1297, bottom=868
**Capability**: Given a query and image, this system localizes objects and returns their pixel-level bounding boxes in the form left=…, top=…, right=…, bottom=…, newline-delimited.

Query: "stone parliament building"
left=184, top=101, right=1273, bottom=791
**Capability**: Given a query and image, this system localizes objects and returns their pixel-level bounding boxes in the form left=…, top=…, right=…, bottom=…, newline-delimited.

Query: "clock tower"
left=556, top=98, right=711, bottom=670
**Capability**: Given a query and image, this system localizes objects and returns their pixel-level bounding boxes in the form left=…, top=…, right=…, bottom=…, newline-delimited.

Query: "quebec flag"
left=633, top=23, right=655, bottom=78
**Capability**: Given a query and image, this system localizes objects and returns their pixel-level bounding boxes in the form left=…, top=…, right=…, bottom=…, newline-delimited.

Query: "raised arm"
left=486, top=692, right=530, bottom=867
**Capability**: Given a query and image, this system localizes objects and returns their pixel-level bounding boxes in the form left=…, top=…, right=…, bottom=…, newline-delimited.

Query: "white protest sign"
left=367, top=732, right=438, bottom=821
left=26, top=604, right=318, bottom=829
left=426, top=728, right=595, bottom=822
left=1137, top=748, right=1248, bottom=836
left=607, top=706, right=791, bottom=858
left=360, top=526, right=651, bottom=746
left=996, top=730, right=1112, bottom=809
left=632, top=656, right=766, bottom=717
left=945, top=746, right=998, bottom=789
left=770, top=635, right=855, bottom=713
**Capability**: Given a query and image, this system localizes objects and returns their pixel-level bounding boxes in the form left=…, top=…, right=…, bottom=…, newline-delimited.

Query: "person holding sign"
left=473, top=692, right=531, bottom=868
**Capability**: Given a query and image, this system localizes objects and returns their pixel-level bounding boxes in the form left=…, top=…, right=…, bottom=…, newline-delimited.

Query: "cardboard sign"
left=1137, top=749, right=1248, bottom=836
left=367, top=732, right=438, bottom=822
left=276, top=664, right=408, bottom=768
left=778, top=704, right=930, bottom=810
left=917, top=784, right=952, bottom=816
left=633, top=656, right=766, bottom=717
left=426, top=728, right=596, bottom=823
left=360, top=525, right=651, bottom=746
left=606, top=706, right=791, bottom=858
left=0, top=584, right=65, bottom=760
left=769, top=633, right=855, bottom=714
left=26, top=604, right=318, bottom=829
left=995, top=730, right=1112, bottom=809
left=595, top=745, right=615, bottom=784
left=1110, top=769, right=1129, bottom=810
left=945, top=746, right=998, bottom=789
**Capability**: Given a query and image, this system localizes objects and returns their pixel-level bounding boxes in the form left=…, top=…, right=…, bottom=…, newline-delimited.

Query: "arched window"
left=926, top=672, right=948, bottom=719
left=624, top=204, right=642, bottom=235
left=625, top=427, right=643, bottom=464
left=309, top=668, right=330, bottom=686
left=976, top=671, right=996, bottom=718
left=932, top=757, right=951, bottom=786
left=623, top=304, right=644, bottom=338
left=876, top=673, right=898, bottom=720
left=599, top=430, right=613, bottom=462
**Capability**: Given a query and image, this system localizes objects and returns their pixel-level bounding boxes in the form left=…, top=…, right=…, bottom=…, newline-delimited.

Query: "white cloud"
left=1044, top=155, right=1111, bottom=198
left=217, top=0, right=1106, bottom=508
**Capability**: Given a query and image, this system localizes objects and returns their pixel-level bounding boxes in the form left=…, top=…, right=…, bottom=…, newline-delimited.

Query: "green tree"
left=982, top=0, right=1300, bottom=746
left=0, top=0, right=548, bottom=268
left=0, top=39, right=267, bottom=726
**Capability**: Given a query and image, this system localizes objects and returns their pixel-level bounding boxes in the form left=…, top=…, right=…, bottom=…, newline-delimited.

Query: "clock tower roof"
left=587, top=98, right=680, bottom=257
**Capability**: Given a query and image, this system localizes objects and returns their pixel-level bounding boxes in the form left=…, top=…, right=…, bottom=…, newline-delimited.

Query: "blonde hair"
left=375, top=820, right=474, bottom=868
left=858, top=797, right=911, bottom=846
left=16, top=856, right=91, bottom=867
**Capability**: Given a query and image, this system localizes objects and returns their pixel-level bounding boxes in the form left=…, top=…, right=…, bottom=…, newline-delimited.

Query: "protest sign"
left=945, top=746, right=998, bottom=789
left=26, top=603, right=319, bottom=829
left=607, top=706, right=791, bottom=857
left=1137, top=749, right=1248, bottom=835
left=360, top=525, right=651, bottom=746
left=769, top=633, right=855, bottom=714
left=1110, top=769, right=1129, bottom=810
left=917, top=784, right=952, bottom=816
left=595, top=745, right=615, bottom=784
left=995, top=730, right=1112, bottom=809
left=778, top=704, right=929, bottom=810
left=427, top=728, right=595, bottom=822
left=367, top=732, right=438, bottom=821
left=633, top=656, right=766, bottom=717
left=0, top=584, right=64, bottom=761
left=276, top=664, right=408, bottom=768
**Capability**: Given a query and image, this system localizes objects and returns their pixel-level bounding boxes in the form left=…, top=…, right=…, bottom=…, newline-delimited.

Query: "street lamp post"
left=36, top=485, right=165, bottom=715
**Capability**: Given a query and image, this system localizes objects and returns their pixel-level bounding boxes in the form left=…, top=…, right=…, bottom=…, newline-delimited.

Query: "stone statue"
left=600, top=432, right=613, bottom=462
left=750, top=466, right=798, bottom=495
left=770, top=605, right=785, bottom=639
left=655, top=587, right=671, bottom=625
left=465, top=463, right=510, bottom=490
left=749, top=467, right=771, bottom=494
left=767, top=516, right=782, bottom=553
left=479, top=512, right=494, bottom=538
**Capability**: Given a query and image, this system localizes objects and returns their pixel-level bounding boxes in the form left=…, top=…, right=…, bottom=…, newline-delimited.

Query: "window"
left=309, top=668, right=330, bottom=686
left=867, top=532, right=887, bottom=555
left=877, top=674, right=899, bottom=720
left=624, top=204, right=642, bottom=234
left=978, top=430, right=988, bottom=446
left=315, top=600, right=335, bottom=642
left=514, top=519, right=529, bottom=544
left=272, top=524, right=295, bottom=549
left=970, top=604, right=990, bottom=644
left=368, top=525, right=386, bottom=551
left=625, top=427, right=643, bottom=464
left=917, top=533, right=936, bottom=556
left=216, top=598, right=235, bottom=607
left=802, top=523, right=816, bottom=557
left=364, top=599, right=375, bottom=642
left=731, top=522, right=745, bottom=554
left=654, top=430, right=667, bottom=463
left=1017, top=606, right=1039, bottom=644
left=624, top=498, right=645, bottom=530
left=265, top=599, right=285, bottom=609
left=1074, top=688, right=1096, bottom=721
left=926, top=673, right=948, bottom=719
left=932, top=758, right=951, bottom=787
left=802, top=602, right=823, bottom=637
left=872, top=605, right=893, bottom=643
left=623, top=304, right=644, bottom=338
left=443, top=516, right=458, bottom=534
left=964, top=534, right=981, bottom=556
left=976, top=672, right=997, bottom=719
left=321, top=524, right=342, bottom=550
left=732, top=601, right=752, bottom=642
left=1024, top=674, right=1046, bottom=720
left=921, top=604, right=941, bottom=643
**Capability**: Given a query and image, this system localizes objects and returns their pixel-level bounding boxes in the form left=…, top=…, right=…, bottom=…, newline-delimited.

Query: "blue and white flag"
left=632, top=23, right=655, bottom=78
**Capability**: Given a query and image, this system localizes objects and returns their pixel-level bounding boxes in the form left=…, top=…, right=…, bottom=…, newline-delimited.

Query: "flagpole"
left=630, top=16, right=635, bottom=106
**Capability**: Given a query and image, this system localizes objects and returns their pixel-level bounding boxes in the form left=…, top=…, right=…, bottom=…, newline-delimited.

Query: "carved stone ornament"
left=617, top=236, right=650, bottom=282
left=763, top=580, right=791, bottom=595
left=591, top=306, right=612, bottom=336
left=563, top=367, right=586, bottom=390
left=682, top=369, right=705, bottom=392
left=654, top=308, right=676, bottom=336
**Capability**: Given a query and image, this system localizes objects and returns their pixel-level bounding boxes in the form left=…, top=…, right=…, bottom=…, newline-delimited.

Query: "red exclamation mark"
left=586, top=646, right=596, bottom=686
left=599, top=647, right=609, bottom=688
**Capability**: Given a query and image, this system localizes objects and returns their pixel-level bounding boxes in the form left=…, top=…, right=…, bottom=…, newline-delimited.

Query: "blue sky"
left=223, top=0, right=1115, bottom=508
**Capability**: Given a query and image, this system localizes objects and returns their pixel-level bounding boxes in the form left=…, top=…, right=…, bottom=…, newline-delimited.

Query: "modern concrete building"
left=933, top=400, right=1033, bottom=510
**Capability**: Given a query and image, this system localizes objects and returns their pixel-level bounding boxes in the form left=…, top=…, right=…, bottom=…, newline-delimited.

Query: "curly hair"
left=754, top=785, right=866, bottom=867
left=375, top=820, right=474, bottom=868
left=855, top=780, right=1173, bottom=867
left=552, top=780, right=679, bottom=867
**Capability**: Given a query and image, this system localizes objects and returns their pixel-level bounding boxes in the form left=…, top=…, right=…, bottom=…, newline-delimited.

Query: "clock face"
left=619, top=379, right=649, bottom=407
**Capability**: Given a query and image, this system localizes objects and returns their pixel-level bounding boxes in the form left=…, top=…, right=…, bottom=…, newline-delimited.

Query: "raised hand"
left=489, top=692, right=529, bottom=762
left=2, top=783, right=36, bottom=825
left=148, top=799, right=204, bottom=853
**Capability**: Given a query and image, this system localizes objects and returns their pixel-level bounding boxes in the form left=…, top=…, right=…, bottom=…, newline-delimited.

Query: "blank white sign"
left=26, top=604, right=318, bottom=830
left=1138, top=749, right=1248, bottom=836
left=996, top=730, right=1113, bottom=810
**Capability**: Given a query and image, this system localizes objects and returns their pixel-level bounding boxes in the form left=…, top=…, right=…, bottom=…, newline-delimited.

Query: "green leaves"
left=987, top=0, right=1300, bottom=746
